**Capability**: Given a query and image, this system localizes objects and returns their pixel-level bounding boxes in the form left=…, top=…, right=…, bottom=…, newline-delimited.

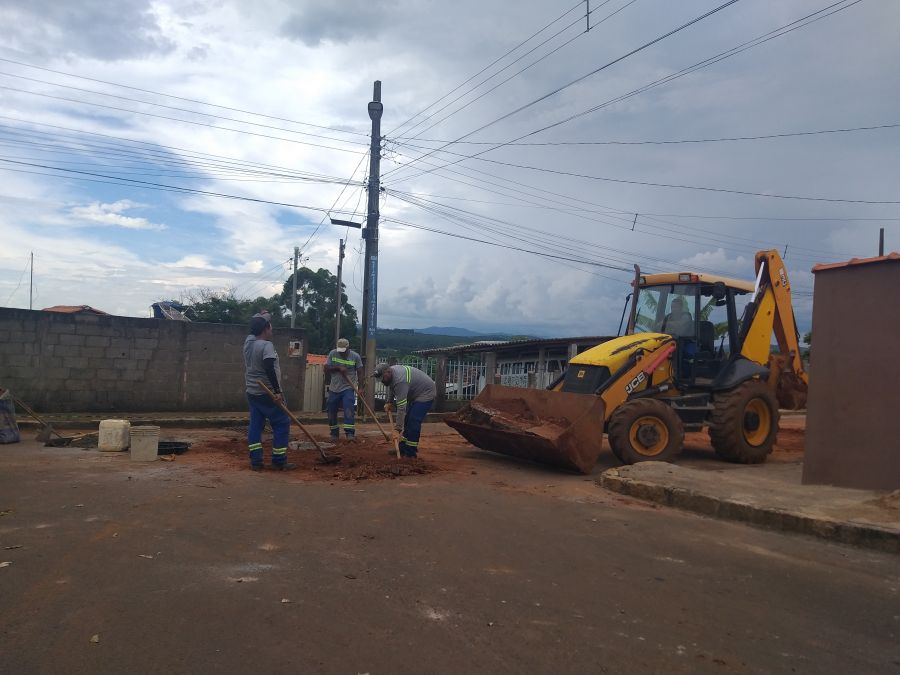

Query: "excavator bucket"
left=445, top=384, right=606, bottom=474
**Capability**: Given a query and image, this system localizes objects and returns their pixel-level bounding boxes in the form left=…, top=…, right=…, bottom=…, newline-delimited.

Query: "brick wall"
left=0, top=308, right=307, bottom=412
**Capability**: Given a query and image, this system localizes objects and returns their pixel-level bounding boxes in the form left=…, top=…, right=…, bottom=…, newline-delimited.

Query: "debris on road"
left=0, top=561, right=11, bottom=568
left=90, top=634, right=100, bottom=644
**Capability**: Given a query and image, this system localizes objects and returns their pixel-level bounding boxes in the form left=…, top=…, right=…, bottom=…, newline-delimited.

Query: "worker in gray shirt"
left=372, top=363, right=436, bottom=458
left=243, top=315, right=293, bottom=471
left=324, top=338, right=364, bottom=440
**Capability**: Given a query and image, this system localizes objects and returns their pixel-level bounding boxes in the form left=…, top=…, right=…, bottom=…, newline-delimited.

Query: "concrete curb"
left=599, top=469, right=899, bottom=554
left=16, top=412, right=455, bottom=431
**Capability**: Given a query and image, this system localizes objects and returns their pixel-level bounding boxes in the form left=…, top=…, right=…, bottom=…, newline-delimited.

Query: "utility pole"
left=879, top=227, right=884, bottom=256
left=360, top=80, right=383, bottom=412
left=29, top=251, right=33, bottom=310
left=290, top=246, right=299, bottom=328
left=334, top=238, right=345, bottom=345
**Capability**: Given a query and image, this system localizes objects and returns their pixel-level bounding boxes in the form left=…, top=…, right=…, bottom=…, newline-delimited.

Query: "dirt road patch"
left=180, top=431, right=443, bottom=482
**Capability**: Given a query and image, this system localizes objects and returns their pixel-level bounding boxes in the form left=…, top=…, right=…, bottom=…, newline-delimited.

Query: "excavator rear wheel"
left=709, top=380, right=780, bottom=464
left=608, top=399, right=685, bottom=465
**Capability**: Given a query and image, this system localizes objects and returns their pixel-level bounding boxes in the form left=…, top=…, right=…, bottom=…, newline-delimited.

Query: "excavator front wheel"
left=709, top=380, right=780, bottom=464
left=608, top=399, right=685, bottom=465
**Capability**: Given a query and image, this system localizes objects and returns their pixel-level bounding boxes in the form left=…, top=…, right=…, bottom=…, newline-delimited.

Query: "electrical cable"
left=394, top=122, right=900, bottom=147
left=391, top=0, right=860, bottom=183
left=0, top=70, right=370, bottom=147
left=0, top=56, right=370, bottom=137
left=401, top=0, right=640, bottom=142
left=383, top=0, right=742, bottom=179
left=0, top=86, right=368, bottom=154
left=387, top=0, right=585, bottom=136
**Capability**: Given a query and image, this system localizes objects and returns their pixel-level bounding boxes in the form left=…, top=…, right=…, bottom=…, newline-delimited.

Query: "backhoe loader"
left=446, top=250, right=808, bottom=473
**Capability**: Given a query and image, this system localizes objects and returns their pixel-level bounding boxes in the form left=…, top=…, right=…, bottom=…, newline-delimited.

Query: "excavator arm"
left=738, top=250, right=809, bottom=408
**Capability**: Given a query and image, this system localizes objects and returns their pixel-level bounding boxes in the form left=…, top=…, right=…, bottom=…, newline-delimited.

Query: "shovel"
left=10, top=394, right=67, bottom=444
left=385, top=406, right=401, bottom=460
left=257, top=381, right=341, bottom=465
left=340, top=373, right=392, bottom=444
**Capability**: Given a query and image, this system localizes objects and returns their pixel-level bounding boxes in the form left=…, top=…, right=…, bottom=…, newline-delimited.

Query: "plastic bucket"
left=130, top=425, right=160, bottom=462
left=99, top=419, right=131, bottom=452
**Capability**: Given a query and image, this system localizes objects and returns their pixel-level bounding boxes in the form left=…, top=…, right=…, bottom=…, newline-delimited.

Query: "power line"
left=392, top=122, right=900, bottom=146
left=383, top=216, right=633, bottom=274
left=4, top=255, right=31, bottom=305
left=0, top=86, right=368, bottom=155
left=387, top=0, right=585, bottom=136
left=0, top=70, right=370, bottom=147
left=0, top=159, right=366, bottom=214
left=389, top=0, right=860, bottom=183
left=0, top=117, right=359, bottom=182
left=400, top=0, right=638, bottom=142
left=383, top=0, right=742, bottom=179
left=0, top=56, right=369, bottom=137
left=391, top=143, right=900, bottom=205
left=381, top=147, right=855, bottom=262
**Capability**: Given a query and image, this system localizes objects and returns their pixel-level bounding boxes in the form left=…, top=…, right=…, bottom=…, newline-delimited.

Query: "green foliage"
left=803, top=331, right=812, bottom=345
left=175, top=265, right=359, bottom=354
left=279, top=267, right=358, bottom=354
left=178, top=288, right=288, bottom=326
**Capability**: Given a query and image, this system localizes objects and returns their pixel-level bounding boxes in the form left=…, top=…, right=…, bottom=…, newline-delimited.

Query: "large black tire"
left=709, top=380, right=780, bottom=464
left=608, top=399, right=685, bottom=465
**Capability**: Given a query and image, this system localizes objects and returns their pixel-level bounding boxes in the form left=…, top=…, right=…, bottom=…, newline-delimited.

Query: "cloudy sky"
left=0, top=0, right=897, bottom=337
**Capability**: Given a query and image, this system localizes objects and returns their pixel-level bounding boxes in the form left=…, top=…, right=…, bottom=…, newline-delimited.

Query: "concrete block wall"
left=0, top=308, right=307, bottom=412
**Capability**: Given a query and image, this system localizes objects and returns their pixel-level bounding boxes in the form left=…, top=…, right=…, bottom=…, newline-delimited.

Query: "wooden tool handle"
left=257, top=380, right=323, bottom=453
left=341, top=372, right=392, bottom=443
left=385, top=408, right=401, bottom=459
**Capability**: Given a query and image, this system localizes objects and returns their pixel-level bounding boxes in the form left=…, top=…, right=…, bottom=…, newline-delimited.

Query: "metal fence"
left=370, top=358, right=560, bottom=402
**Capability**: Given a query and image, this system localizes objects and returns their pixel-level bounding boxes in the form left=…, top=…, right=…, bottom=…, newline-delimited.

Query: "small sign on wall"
left=288, top=340, right=303, bottom=358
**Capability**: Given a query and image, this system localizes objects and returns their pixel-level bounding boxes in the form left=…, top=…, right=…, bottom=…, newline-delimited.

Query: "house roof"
left=416, top=336, right=614, bottom=356
left=42, top=305, right=108, bottom=315
left=812, top=252, right=899, bottom=273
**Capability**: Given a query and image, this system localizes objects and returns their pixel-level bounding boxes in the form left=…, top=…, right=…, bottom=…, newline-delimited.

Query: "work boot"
left=250, top=464, right=264, bottom=472
left=272, top=462, right=298, bottom=471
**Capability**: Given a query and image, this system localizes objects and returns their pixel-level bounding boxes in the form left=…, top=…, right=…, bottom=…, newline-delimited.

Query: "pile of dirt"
left=181, top=432, right=440, bottom=481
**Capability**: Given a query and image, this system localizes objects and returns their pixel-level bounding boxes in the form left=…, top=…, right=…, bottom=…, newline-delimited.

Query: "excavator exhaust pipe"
left=445, top=385, right=606, bottom=474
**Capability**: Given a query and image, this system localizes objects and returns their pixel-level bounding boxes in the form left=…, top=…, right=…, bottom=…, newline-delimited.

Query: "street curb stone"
left=599, top=469, right=899, bottom=554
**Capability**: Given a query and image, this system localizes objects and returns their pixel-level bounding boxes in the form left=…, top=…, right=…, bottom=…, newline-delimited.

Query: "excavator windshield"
left=632, top=283, right=698, bottom=336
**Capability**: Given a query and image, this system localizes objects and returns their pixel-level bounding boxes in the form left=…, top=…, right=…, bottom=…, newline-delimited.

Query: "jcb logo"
left=778, top=267, right=788, bottom=288
left=625, top=372, right=646, bottom=394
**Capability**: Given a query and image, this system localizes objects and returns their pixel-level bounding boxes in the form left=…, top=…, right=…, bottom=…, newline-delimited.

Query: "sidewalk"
left=14, top=410, right=453, bottom=430
left=599, top=461, right=900, bottom=553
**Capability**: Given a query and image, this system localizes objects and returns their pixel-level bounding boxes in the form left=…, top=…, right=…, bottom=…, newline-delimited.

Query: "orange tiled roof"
left=41, top=305, right=108, bottom=315
left=812, top=252, right=899, bottom=273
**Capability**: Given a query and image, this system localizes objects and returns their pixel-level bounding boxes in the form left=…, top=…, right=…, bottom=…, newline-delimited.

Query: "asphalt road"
left=1, top=441, right=898, bottom=674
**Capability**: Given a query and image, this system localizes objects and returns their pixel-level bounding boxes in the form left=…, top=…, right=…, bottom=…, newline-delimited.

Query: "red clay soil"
left=179, top=430, right=446, bottom=482
left=162, top=416, right=806, bottom=480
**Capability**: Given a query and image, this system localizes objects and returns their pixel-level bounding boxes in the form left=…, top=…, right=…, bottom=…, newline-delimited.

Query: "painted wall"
left=0, top=308, right=306, bottom=413
left=803, top=259, right=899, bottom=490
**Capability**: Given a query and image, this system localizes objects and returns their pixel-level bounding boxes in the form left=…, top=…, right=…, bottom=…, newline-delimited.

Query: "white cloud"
left=68, top=200, right=167, bottom=231
left=1, top=0, right=898, bottom=331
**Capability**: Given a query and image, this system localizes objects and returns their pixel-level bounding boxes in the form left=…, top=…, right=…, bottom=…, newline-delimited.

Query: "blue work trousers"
left=247, top=393, right=290, bottom=467
left=399, top=400, right=433, bottom=457
left=326, top=388, right=356, bottom=438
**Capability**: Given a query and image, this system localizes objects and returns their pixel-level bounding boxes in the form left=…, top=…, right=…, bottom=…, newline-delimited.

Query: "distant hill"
left=416, top=326, right=487, bottom=337
left=374, top=327, right=535, bottom=357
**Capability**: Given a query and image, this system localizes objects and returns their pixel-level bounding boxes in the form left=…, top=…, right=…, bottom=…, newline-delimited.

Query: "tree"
left=176, top=288, right=288, bottom=326
left=280, top=267, right=358, bottom=354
